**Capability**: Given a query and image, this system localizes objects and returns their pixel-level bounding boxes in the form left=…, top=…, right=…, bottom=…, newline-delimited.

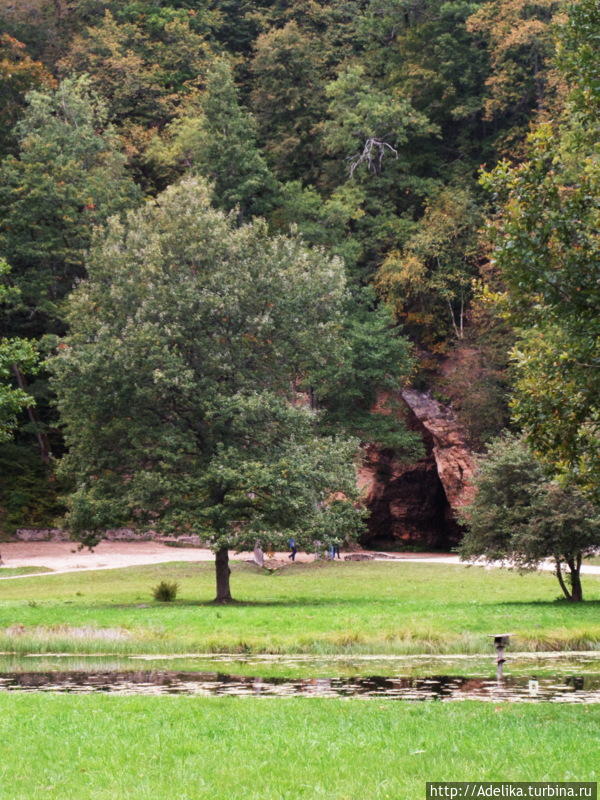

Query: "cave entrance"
left=359, top=447, right=462, bottom=552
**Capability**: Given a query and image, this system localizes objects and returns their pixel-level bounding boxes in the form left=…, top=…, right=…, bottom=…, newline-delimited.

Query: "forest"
left=0, top=0, right=598, bottom=585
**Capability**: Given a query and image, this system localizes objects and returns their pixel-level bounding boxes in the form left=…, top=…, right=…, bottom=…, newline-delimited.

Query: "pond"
left=1, top=666, right=599, bottom=702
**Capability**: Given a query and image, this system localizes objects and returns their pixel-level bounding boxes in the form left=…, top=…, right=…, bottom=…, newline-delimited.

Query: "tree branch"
left=348, top=138, right=398, bottom=177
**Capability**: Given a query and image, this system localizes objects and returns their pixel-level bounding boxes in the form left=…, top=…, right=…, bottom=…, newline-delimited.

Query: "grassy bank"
left=0, top=560, right=599, bottom=656
left=0, top=695, right=597, bottom=799
left=3, top=651, right=600, bottom=680
left=0, top=566, right=53, bottom=576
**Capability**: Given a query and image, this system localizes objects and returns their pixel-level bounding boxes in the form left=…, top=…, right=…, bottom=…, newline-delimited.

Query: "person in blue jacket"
left=288, top=537, right=297, bottom=561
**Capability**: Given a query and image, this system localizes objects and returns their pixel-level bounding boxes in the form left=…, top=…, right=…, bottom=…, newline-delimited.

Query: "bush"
left=459, top=434, right=600, bottom=602
left=152, top=581, right=178, bottom=602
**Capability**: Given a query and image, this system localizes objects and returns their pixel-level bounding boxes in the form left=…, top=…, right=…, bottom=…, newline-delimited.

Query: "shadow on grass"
left=109, top=597, right=374, bottom=610
left=495, top=600, right=600, bottom=609
left=97, top=596, right=600, bottom=612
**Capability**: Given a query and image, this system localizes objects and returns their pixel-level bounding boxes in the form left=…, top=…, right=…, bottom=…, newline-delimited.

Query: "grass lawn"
left=0, top=566, right=53, bottom=577
left=0, top=560, right=599, bottom=656
left=0, top=695, right=597, bottom=800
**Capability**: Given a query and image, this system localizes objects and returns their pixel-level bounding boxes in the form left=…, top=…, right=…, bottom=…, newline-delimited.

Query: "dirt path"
left=0, top=541, right=314, bottom=578
left=0, top=541, right=599, bottom=579
left=0, top=541, right=447, bottom=579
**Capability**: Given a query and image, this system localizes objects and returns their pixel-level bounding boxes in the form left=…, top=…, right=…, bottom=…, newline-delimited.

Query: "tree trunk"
left=555, top=558, right=572, bottom=601
left=556, top=556, right=584, bottom=602
left=569, top=569, right=584, bottom=602
left=214, top=546, right=233, bottom=603
left=11, top=364, right=51, bottom=464
left=567, top=556, right=584, bottom=603
left=447, top=300, right=460, bottom=339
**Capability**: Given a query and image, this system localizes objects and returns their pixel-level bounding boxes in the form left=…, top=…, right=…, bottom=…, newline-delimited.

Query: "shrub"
left=152, top=581, right=178, bottom=602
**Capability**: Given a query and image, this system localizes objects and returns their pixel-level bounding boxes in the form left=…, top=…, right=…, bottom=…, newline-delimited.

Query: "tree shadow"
left=493, top=599, right=600, bottom=609
left=110, top=597, right=376, bottom=610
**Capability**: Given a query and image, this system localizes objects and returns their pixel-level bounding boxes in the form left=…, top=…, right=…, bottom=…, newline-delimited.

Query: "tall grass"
left=0, top=695, right=598, bottom=800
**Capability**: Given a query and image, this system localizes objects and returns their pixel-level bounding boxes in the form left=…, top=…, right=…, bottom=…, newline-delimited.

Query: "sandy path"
left=0, top=541, right=599, bottom=579
left=0, top=541, right=313, bottom=577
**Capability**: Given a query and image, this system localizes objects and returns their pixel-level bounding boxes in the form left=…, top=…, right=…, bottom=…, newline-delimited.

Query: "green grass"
left=3, top=651, right=600, bottom=680
left=0, top=566, right=53, bottom=577
left=0, top=560, right=599, bottom=656
left=0, top=695, right=597, bottom=799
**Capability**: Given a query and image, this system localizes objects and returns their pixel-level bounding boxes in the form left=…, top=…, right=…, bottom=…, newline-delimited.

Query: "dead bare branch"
left=347, top=138, right=398, bottom=176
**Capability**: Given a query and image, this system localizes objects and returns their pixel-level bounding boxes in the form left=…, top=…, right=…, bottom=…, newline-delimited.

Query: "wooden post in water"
left=490, top=634, right=512, bottom=681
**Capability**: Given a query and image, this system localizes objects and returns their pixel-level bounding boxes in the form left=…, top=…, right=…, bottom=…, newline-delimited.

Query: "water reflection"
left=0, top=670, right=599, bottom=702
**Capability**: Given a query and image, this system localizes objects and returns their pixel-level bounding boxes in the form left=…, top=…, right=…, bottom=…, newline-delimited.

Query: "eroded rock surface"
left=359, top=445, right=459, bottom=549
left=359, top=390, right=475, bottom=548
left=401, top=390, right=476, bottom=511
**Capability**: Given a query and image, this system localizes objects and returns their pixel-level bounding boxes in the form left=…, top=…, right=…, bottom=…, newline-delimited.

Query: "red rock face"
left=401, top=390, right=476, bottom=510
left=359, top=447, right=457, bottom=548
left=359, top=390, right=475, bottom=549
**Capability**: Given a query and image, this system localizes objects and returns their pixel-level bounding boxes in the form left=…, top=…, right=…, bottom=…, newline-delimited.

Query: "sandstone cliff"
left=401, top=390, right=476, bottom=511
left=359, top=390, right=476, bottom=548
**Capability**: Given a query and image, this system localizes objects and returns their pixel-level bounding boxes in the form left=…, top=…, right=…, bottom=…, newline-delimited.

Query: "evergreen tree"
left=0, top=75, right=140, bottom=338
left=313, top=288, right=422, bottom=455
left=319, top=63, right=439, bottom=282
left=356, top=0, right=490, bottom=164
left=250, top=21, right=327, bottom=181
left=148, top=59, right=278, bottom=219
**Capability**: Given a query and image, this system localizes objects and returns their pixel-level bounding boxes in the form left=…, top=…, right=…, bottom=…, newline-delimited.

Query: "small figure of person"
left=253, top=541, right=264, bottom=568
left=288, top=537, right=297, bottom=561
left=327, top=543, right=341, bottom=560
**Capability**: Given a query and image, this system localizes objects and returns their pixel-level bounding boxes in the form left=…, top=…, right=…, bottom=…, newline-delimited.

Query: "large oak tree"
left=51, top=177, right=364, bottom=602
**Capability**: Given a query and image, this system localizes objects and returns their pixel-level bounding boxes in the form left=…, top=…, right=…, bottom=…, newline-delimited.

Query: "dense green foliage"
left=51, top=178, right=367, bottom=599
left=482, top=0, right=600, bottom=499
left=0, top=31, right=53, bottom=153
left=147, top=58, right=279, bottom=217
left=0, top=76, right=140, bottom=336
left=0, top=260, right=38, bottom=443
left=460, top=436, right=600, bottom=601
left=0, top=0, right=597, bottom=545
